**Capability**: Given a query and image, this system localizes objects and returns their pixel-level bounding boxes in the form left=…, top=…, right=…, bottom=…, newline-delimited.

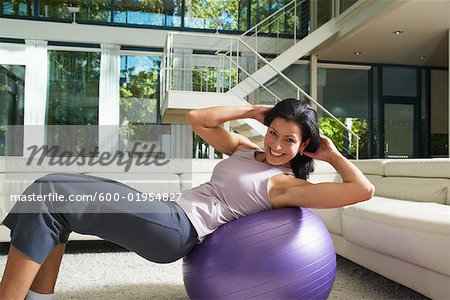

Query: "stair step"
left=249, top=136, right=264, bottom=144
left=231, top=122, right=253, bottom=132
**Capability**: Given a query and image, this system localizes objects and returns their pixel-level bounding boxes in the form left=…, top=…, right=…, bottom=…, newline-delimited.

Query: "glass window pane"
left=77, top=0, right=111, bottom=22
left=237, top=0, right=248, bottom=31
left=284, top=63, right=309, bottom=93
left=0, top=0, right=33, bottom=16
left=38, top=0, right=111, bottom=22
left=250, top=0, right=285, bottom=33
left=0, top=64, right=25, bottom=156
left=114, top=0, right=182, bottom=27
left=339, top=0, right=358, bottom=13
left=317, top=0, right=332, bottom=27
left=46, top=50, right=100, bottom=155
left=382, top=66, right=418, bottom=97
left=185, top=0, right=242, bottom=31
left=318, top=67, right=370, bottom=158
left=38, top=0, right=71, bottom=19
left=119, top=55, right=161, bottom=153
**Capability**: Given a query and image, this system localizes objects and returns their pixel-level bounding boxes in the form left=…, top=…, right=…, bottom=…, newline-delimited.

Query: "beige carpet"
left=0, top=242, right=428, bottom=300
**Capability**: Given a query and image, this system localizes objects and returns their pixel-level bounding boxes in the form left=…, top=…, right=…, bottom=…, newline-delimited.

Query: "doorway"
left=383, top=100, right=419, bottom=158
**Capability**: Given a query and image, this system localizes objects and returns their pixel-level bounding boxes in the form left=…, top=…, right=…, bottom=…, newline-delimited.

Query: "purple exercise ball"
left=182, top=207, right=336, bottom=299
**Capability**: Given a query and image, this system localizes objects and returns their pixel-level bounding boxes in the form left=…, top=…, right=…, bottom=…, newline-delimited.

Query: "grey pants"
left=2, top=173, right=198, bottom=264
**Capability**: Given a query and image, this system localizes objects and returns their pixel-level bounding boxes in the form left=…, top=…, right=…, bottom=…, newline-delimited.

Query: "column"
left=448, top=29, right=450, bottom=158
left=23, top=39, right=48, bottom=155
left=309, top=53, right=318, bottom=109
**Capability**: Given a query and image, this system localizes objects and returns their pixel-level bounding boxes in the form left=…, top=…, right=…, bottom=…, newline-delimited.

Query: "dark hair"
left=264, top=98, right=320, bottom=180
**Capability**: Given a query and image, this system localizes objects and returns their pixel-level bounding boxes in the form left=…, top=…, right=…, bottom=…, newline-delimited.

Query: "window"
left=119, top=54, right=161, bottom=154
left=0, top=64, right=25, bottom=156
left=382, top=67, right=418, bottom=97
left=318, top=67, right=370, bottom=158
left=339, top=0, right=358, bottom=13
left=0, top=0, right=33, bottom=16
left=38, top=0, right=111, bottom=22
left=114, top=0, right=182, bottom=27
left=46, top=50, right=100, bottom=155
left=185, top=0, right=242, bottom=31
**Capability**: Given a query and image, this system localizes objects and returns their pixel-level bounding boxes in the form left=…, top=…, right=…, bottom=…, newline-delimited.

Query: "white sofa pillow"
left=374, top=177, right=449, bottom=204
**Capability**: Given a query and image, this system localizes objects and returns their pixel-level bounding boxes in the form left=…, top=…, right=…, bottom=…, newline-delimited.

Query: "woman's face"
left=264, top=117, right=308, bottom=166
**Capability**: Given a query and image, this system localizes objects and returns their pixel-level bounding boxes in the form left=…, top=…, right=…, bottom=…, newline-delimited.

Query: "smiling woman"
left=0, top=98, right=374, bottom=300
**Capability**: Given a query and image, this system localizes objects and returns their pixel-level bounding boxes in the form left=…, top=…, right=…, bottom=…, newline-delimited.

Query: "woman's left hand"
left=248, top=105, right=273, bottom=124
left=303, top=135, right=341, bottom=164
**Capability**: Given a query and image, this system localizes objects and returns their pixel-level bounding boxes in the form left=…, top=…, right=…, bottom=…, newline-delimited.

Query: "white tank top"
left=177, top=149, right=292, bottom=241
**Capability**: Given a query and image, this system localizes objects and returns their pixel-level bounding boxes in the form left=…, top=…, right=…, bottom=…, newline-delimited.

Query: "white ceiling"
left=317, top=0, right=450, bottom=68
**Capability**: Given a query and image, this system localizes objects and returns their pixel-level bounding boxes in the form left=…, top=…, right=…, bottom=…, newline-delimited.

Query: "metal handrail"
left=218, top=54, right=282, bottom=103
left=241, top=0, right=303, bottom=37
left=234, top=37, right=360, bottom=142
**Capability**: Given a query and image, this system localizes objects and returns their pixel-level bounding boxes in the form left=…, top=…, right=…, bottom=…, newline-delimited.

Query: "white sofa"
left=1, top=157, right=449, bottom=299
left=312, top=159, right=450, bottom=300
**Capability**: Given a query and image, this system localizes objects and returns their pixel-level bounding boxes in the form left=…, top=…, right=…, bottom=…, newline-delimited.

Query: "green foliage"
left=47, top=51, right=100, bottom=125
left=319, top=117, right=368, bottom=158
left=120, top=69, right=158, bottom=99
left=188, top=0, right=240, bottom=30
left=192, top=66, right=238, bottom=92
left=431, top=134, right=448, bottom=156
left=114, top=0, right=164, bottom=12
left=193, top=133, right=223, bottom=159
left=119, top=57, right=160, bottom=126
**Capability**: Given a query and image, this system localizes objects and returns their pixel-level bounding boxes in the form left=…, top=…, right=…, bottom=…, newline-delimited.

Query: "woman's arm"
left=186, top=105, right=271, bottom=155
left=271, top=136, right=375, bottom=209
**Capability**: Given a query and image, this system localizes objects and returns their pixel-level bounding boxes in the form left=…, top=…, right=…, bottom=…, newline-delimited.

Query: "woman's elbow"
left=186, top=110, right=197, bottom=125
left=359, top=183, right=375, bottom=202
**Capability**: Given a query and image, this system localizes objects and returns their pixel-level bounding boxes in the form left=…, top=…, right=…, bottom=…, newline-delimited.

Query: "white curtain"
left=173, top=48, right=193, bottom=91
left=98, top=44, right=120, bottom=154
left=171, top=49, right=193, bottom=158
left=0, top=43, right=26, bottom=65
left=170, top=125, right=193, bottom=158
left=23, top=39, right=48, bottom=155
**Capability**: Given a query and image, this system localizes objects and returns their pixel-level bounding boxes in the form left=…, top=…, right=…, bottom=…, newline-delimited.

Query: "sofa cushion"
left=0, top=157, right=82, bottom=173
left=384, top=159, right=450, bottom=178
left=351, top=159, right=386, bottom=176
left=191, top=159, right=221, bottom=173
left=1, top=172, right=51, bottom=221
left=342, top=196, right=450, bottom=276
left=312, top=207, right=344, bottom=235
left=373, top=177, right=449, bottom=204
left=448, top=181, right=450, bottom=205
left=313, top=160, right=337, bottom=174
left=0, top=157, right=201, bottom=174
left=364, top=174, right=383, bottom=185
left=308, top=173, right=342, bottom=184
left=180, top=172, right=212, bottom=190
left=86, top=173, right=181, bottom=194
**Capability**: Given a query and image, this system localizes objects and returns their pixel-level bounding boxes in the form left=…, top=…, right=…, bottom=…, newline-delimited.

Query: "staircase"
left=160, top=0, right=403, bottom=158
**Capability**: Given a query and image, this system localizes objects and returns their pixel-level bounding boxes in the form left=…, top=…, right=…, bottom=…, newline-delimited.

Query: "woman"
left=0, top=99, right=374, bottom=300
